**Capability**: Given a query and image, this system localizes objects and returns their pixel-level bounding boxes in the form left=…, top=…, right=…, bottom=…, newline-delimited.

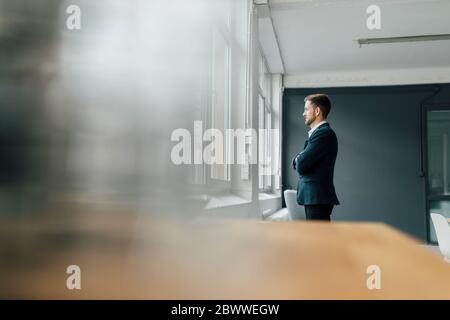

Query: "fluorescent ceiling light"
left=356, top=34, right=450, bottom=46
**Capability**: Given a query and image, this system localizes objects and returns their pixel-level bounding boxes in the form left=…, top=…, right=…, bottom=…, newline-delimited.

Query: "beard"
left=305, top=117, right=315, bottom=126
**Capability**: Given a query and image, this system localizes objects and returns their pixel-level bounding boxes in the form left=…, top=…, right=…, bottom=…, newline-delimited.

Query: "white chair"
left=430, top=213, right=450, bottom=263
left=284, top=189, right=306, bottom=220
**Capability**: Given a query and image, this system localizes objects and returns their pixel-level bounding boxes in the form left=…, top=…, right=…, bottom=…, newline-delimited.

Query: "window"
left=258, top=52, right=273, bottom=191
left=211, top=26, right=231, bottom=181
left=427, top=109, right=450, bottom=243
left=191, top=0, right=249, bottom=191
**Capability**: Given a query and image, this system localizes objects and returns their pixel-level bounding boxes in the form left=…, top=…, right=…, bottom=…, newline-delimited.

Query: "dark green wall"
left=282, top=84, right=450, bottom=241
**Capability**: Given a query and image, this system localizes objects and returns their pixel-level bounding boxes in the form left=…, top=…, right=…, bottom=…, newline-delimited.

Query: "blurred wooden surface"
left=1, top=211, right=450, bottom=299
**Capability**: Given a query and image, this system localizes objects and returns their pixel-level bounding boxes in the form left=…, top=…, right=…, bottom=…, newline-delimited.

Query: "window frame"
left=257, top=49, right=274, bottom=193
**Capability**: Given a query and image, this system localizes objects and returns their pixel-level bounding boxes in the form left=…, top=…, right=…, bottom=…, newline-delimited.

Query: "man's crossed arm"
left=293, top=130, right=330, bottom=175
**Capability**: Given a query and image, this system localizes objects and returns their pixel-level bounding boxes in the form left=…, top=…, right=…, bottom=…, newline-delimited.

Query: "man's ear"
left=315, top=107, right=321, bottom=117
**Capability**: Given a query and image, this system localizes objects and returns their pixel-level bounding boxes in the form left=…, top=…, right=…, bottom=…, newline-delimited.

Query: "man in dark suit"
left=292, top=94, right=339, bottom=221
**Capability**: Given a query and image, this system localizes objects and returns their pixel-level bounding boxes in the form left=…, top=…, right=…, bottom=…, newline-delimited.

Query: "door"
left=426, top=107, right=450, bottom=243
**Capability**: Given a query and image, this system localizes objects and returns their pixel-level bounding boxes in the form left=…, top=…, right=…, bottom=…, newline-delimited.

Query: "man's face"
left=303, top=100, right=318, bottom=126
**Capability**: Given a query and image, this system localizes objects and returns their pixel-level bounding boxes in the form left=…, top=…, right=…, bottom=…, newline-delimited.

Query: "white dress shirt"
left=308, top=121, right=327, bottom=138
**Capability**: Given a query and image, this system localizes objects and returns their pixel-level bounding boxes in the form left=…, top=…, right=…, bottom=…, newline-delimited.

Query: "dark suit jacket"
left=292, top=122, right=340, bottom=206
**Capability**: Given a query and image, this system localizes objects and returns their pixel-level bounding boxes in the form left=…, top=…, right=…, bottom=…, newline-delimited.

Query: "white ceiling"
left=260, top=0, right=450, bottom=77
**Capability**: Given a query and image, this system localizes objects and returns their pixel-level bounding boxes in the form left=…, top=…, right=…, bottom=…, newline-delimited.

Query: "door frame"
left=423, top=103, right=450, bottom=244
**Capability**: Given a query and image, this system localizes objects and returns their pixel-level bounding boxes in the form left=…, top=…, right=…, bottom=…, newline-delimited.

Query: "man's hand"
left=293, top=151, right=305, bottom=171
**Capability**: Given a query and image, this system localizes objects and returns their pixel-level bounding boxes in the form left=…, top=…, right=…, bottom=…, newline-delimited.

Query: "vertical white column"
left=443, top=133, right=448, bottom=194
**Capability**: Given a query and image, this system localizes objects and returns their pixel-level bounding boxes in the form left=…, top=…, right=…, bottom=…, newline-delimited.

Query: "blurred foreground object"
left=0, top=0, right=217, bottom=217
left=1, top=211, right=450, bottom=299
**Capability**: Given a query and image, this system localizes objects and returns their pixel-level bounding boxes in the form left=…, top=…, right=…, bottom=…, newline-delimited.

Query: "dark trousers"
left=304, top=204, right=334, bottom=221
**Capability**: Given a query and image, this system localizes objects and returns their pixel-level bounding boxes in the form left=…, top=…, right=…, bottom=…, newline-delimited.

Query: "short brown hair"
left=304, top=94, right=332, bottom=118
